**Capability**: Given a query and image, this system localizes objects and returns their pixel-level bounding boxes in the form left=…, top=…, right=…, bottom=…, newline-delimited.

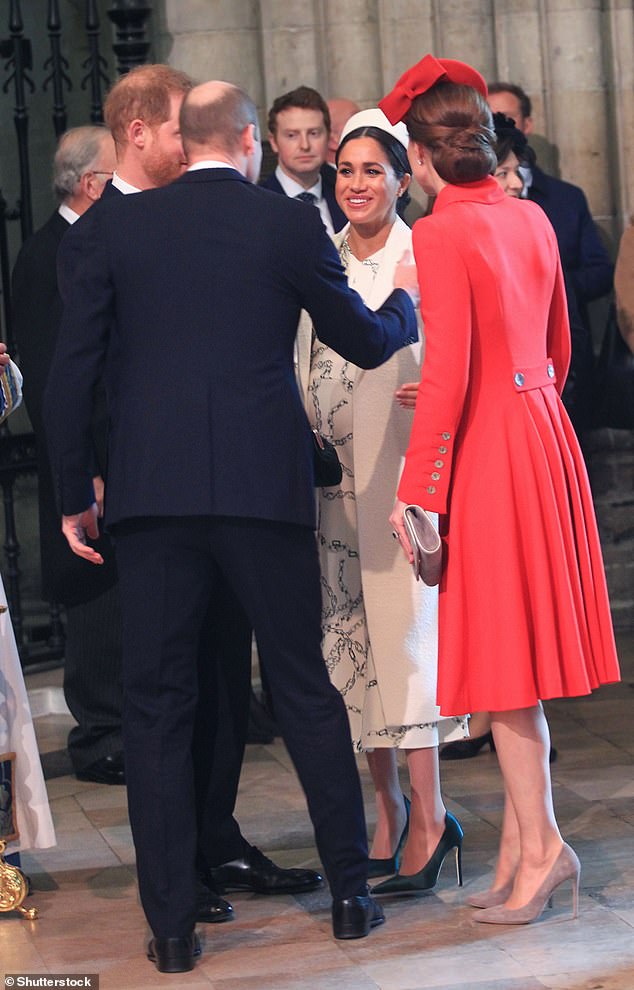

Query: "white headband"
left=339, top=108, right=409, bottom=151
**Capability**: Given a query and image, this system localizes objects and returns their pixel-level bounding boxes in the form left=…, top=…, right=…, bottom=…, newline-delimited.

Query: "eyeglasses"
left=92, top=170, right=114, bottom=176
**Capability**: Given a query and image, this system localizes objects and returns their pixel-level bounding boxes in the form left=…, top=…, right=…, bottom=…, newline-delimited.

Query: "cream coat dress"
left=298, top=217, right=466, bottom=750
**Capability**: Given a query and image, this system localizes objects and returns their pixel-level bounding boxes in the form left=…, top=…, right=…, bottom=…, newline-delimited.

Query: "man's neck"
left=188, top=150, right=233, bottom=167
left=278, top=164, right=321, bottom=191
left=115, top=155, right=154, bottom=191
left=63, top=193, right=92, bottom=217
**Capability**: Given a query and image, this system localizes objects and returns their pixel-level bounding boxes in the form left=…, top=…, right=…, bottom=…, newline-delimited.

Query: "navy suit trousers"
left=113, top=514, right=368, bottom=936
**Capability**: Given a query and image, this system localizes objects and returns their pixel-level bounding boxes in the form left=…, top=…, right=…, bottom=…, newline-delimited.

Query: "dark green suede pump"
left=371, top=811, right=463, bottom=895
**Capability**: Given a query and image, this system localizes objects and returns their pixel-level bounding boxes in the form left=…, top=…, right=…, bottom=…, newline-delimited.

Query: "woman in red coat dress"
left=383, top=56, right=620, bottom=924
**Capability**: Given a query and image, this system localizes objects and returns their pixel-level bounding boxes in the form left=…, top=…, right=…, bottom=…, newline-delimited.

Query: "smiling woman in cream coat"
left=298, top=110, right=466, bottom=888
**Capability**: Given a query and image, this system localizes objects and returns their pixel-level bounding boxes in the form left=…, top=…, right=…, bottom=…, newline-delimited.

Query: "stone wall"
left=152, top=0, right=634, bottom=630
left=1, top=1, right=631, bottom=635
left=155, top=0, right=634, bottom=246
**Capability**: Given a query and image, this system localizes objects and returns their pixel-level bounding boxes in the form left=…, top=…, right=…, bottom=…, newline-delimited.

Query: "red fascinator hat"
left=379, top=54, right=488, bottom=125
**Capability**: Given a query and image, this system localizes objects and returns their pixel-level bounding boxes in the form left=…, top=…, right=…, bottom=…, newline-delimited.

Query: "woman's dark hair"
left=492, top=112, right=528, bottom=166
left=405, top=82, right=497, bottom=183
left=335, top=125, right=412, bottom=213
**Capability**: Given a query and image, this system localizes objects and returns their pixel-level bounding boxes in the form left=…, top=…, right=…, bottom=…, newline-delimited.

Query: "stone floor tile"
left=539, top=972, right=634, bottom=990
left=74, top=785, right=129, bottom=812
left=354, top=942, right=534, bottom=989
left=213, top=970, right=380, bottom=990
left=98, top=823, right=136, bottom=863
left=21, top=828, right=121, bottom=875
left=14, top=631, right=634, bottom=990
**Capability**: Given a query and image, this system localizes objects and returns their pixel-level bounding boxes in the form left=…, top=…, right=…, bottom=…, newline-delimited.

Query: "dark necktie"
left=296, top=192, right=317, bottom=205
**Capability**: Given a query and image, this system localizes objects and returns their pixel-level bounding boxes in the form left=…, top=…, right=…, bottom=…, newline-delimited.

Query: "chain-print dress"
left=307, top=227, right=467, bottom=751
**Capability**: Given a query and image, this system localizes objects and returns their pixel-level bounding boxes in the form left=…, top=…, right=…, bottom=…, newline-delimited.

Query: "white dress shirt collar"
left=111, top=171, right=142, bottom=195
left=275, top=164, right=323, bottom=201
left=274, top=165, right=334, bottom=235
left=58, top=203, right=80, bottom=225
left=188, top=160, right=236, bottom=172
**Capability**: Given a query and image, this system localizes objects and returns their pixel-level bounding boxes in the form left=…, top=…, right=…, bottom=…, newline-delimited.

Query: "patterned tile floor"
left=2, top=631, right=632, bottom=990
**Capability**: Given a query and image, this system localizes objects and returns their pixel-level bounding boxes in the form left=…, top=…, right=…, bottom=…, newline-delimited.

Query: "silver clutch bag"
left=403, top=504, right=442, bottom=586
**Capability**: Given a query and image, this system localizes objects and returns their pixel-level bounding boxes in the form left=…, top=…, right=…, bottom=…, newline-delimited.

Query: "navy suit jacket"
left=46, top=167, right=416, bottom=530
left=528, top=166, right=613, bottom=303
left=260, top=164, right=347, bottom=233
left=11, top=210, right=117, bottom=604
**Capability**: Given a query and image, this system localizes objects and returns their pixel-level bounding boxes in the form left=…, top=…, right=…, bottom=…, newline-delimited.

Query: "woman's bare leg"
left=466, top=711, right=492, bottom=738
left=399, top=746, right=446, bottom=873
left=488, top=787, right=521, bottom=890
left=491, top=704, right=563, bottom=908
left=366, top=748, right=407, bottom=859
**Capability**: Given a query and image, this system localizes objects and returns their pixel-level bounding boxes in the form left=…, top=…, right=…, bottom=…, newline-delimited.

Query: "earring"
left=417, top=159, right=422, bottom=165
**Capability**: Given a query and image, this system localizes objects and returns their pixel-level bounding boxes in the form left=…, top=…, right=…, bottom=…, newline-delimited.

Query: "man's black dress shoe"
left=147, top=933, right=201, bottom=973
left=332, top=890, right=385, bottom=939
left=208, top=843, right=323, bottom=894
left=76, top=752, right=125, bottom=785
left=196, top=874, right=234, bottom=922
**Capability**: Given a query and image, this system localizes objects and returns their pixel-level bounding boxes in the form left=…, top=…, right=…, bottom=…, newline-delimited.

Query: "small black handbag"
left=312, top=430, right=343, bottom=487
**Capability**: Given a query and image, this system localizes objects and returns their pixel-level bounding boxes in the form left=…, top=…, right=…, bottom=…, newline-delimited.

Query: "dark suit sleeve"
left=299, top=215, right=417, bottom=365
left=570, top=186, right=613, bottom=303
left=45, top=207, right=114, bottom=515
left=11, top=234, right=62, bottom=440
left=12, top=221, right=106, bottom=480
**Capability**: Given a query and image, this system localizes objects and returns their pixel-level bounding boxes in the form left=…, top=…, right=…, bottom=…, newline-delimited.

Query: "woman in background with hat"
left=297, top=108, right=468, bottom=893
left=385, top=55, right=620, bottom=923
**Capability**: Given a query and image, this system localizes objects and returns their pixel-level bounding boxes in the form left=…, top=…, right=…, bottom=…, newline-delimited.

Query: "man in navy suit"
left=78, top=63, right=324, bottom=931
left=12, top=126, right=125, bottom=786
left=488, top=82, right=614, bottom=430
left=45, top=80, right=417, bottom=971
left=261, top=84, right=347, bottom=233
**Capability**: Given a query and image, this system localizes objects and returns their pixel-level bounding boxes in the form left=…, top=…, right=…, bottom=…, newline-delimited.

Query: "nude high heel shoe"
left=474, top=843, right=580, bottom=925
left=466, top=879, right=513, bottom=909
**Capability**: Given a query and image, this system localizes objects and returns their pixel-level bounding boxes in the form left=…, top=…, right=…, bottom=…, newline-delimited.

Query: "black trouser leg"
left=208, top=517, right=368, bottom=900
left=64, top=583, right=123, bottom=771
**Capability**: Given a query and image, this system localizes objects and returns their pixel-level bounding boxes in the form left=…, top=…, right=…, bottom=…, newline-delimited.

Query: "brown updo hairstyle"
left=405, top=83, right=496, bottom=184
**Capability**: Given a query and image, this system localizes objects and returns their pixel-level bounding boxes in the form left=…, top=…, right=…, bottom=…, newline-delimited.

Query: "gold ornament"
left=0, top=839, right=38, bottom=919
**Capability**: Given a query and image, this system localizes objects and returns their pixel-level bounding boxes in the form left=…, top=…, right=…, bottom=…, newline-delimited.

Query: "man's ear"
left=127, top=118, right=147, bottom=149
left=523, top=115, right=534, bottom=136
left=243, top=122, right=261, bottom=159
left=80, top=170, right=103, bottom=203
left=268, top=130, right=278, bottom=155
left=241, top=122, right=254, bottom=158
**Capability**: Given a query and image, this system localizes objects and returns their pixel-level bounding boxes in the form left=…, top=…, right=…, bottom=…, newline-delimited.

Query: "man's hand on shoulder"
left=61, top=505, right=104, bottom=564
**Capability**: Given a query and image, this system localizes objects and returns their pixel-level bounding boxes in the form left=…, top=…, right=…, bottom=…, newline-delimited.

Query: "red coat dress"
left=398, top=177, right=620, bottom=715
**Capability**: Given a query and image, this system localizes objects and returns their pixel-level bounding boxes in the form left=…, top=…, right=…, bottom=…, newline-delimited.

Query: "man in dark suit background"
left=45, top=79, right=417, bottom=971
left=12, top=125, right=125, bottom=785
left=488, top=81, right=614, bottom=432
left=86, top=64, right=324, bottom=925
left=261, top=84, right=347, bottom=233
